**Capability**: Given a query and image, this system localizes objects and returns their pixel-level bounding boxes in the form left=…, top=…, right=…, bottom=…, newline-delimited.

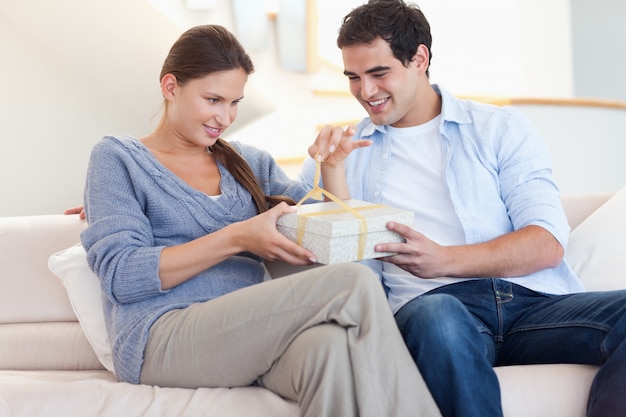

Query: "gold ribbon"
left=295, top=161, right=384, bottom=260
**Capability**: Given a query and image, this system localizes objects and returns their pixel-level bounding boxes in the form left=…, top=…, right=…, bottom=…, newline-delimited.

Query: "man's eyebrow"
left=343, top=66, right=392, bottom=77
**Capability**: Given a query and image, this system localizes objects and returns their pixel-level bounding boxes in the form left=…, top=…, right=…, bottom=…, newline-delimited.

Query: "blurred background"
left=1, top=0, right=625, bottom=216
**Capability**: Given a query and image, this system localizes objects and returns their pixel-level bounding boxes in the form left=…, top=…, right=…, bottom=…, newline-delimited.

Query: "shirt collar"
left=435, top=84, right=472, bottom=126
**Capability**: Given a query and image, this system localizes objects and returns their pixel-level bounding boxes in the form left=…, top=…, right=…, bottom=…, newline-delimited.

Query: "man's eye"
left=207, top=98, right=218, bottom=103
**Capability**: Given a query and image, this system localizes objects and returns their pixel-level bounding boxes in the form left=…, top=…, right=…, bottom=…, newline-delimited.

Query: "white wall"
left=315, top=0, right=574, bottom=98
left=0, top=0, right=180, bottom=216
left=571, top=0, right=626, bottom=102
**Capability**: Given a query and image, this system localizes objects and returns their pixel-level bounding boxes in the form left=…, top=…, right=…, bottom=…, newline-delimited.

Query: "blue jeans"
left=394, top=279, right=626, bottom=417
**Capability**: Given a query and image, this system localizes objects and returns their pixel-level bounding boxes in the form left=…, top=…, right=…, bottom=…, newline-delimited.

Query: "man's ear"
left=161, top=73, right=178, bottom=100
left=413, top=44, right=430, bottom=73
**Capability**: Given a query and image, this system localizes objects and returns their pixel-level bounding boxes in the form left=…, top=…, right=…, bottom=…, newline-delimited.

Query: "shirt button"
left=374, top=191, right=380, bottom=197
left=382, top=154, right=389, bottom=159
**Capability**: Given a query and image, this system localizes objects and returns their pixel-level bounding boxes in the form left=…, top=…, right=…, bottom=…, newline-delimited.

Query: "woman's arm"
left=158, top=203, right=317, bottom=289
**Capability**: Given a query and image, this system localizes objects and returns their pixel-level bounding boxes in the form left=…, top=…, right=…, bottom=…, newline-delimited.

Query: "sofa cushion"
left=495, top=363, right=597, bottom=417
left=566, top=184, right=626, bottom=292
left=0, top=322, right=103, bottom=371
left=0, top=215, right=86, bottom=324
left=560, top=192, right=613, bottom=230
left=48, top=244, right=114, bottom=374
left=0, top=370, right=299, bottom=417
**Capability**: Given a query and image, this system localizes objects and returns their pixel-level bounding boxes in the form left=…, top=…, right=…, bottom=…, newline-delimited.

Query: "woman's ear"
left=161, top=74, right=178, bottom=100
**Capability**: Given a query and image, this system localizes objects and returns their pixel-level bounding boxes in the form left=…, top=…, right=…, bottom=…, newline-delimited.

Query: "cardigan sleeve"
left=80, top=138, right=167, bottom=304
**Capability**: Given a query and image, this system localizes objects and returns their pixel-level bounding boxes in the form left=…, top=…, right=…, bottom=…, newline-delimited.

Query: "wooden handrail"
left=313, top=89, right=626, bottom=110
left=458, top=96, right=626, bottom=110
left=275, top=156, right=307, bottom=166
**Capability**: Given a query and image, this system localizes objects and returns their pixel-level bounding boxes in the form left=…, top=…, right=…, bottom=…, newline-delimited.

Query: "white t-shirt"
left=381, top=116, right=470, bottom=313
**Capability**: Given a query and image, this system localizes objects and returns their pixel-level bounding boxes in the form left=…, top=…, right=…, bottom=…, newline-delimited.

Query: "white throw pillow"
left=566, top=184, right=626, bottom=292
left=48, top=243, right=115, bottom=374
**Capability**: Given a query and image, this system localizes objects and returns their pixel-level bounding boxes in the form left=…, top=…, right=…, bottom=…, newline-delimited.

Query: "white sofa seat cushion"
left=566, top=184, right=626, bottom=291
left=0, top=365, right=597, bottom=417
left=48, top=244, right=114, bottom=374
left=0, top=370, right=299, bottom=417
left=495, top=364, right=597, bottom=417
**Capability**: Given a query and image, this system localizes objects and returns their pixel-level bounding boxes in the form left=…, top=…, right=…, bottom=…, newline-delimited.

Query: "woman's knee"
left=287, top=324, right=351, bottom=386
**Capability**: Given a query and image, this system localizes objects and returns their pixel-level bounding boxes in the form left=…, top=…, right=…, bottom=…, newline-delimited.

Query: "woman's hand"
left=159, top=203, right=317, bottom=289
left=240, top=203, right=317, bottom=265
left=306, top=125, right=372, bottom=200
left=308, top=125, right=372, bottom=167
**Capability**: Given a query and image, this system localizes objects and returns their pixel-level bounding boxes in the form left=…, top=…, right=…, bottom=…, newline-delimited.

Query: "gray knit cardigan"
left=80, top=135, right=310, bottom=384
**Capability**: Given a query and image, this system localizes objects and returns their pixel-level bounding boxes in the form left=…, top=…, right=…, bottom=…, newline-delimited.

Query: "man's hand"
left=376, top=222, right=564, bottom=279
left=375, top=222, right=450, bottom=278
left=64, top=205, right=85, bottom=220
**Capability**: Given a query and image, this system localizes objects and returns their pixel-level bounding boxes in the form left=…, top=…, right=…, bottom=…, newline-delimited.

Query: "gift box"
left=277, top=199, right=414, bottom=265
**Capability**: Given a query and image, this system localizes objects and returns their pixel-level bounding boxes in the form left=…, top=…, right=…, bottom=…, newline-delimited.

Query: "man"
left=302, top=1, right=626, bottom=416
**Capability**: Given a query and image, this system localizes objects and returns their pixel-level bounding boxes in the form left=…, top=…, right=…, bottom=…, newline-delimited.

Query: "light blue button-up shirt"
left=299, top=85, right=585, bottom=309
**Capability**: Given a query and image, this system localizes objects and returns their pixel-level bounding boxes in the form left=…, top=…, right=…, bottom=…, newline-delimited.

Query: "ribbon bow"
left=294, top=160, right=384, bottom=261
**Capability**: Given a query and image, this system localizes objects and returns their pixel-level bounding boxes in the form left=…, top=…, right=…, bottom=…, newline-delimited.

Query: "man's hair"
left=337, top=0, right=433, bottom=76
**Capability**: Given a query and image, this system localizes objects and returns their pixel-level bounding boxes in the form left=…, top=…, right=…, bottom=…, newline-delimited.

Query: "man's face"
left=342, top=38, right=422, bottom=128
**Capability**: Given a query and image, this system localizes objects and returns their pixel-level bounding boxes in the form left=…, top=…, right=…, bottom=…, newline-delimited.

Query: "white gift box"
left=277, top=199, right=414, bottom=265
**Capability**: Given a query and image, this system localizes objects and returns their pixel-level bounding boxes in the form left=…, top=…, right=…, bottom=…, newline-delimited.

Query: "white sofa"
left=1, top=188, right=625, bottom=417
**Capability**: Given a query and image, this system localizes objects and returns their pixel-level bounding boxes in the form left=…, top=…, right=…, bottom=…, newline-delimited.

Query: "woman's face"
left=167, top=68, right=248, bottom=147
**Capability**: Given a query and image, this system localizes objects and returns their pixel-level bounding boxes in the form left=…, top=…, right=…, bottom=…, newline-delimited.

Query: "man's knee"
left=396, top=294, right=473, bottom=346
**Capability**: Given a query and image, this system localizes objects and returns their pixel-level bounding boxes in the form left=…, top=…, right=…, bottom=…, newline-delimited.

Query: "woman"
left=80, top=24, right=439, bottom=417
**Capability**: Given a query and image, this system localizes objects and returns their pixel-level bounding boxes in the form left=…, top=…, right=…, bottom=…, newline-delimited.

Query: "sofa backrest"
left=0, top=194, right=614, bottom=371
left=560, top=192, right=613, bottom=231
left=0, top=214, right=102, bottom=371
left=0, top=194, right=613, bottom=324
left=0, top=215, right=86, bottom=324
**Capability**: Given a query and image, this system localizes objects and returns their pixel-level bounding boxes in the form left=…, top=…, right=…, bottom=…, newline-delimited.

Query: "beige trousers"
left=140, top=263, right=440, bottom=417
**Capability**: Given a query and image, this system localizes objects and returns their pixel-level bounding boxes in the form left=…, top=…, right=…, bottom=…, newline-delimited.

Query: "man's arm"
left=377, top=223, right=563, bottom=279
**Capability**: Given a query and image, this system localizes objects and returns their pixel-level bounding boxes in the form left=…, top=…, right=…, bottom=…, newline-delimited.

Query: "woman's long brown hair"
left=160, top=25, right=293, bottom=213
left=210, top=139, right=295, bottom=212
